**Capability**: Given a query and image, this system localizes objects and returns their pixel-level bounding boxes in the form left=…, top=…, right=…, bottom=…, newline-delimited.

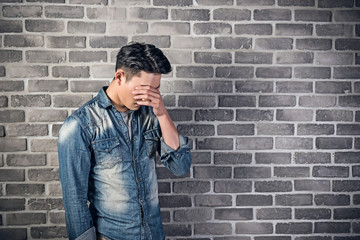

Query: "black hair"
left=115, top=42, right=172, bottom=80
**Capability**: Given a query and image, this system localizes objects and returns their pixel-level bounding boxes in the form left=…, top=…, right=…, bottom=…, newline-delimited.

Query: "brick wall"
left=0, top=0, right=359, bottom=239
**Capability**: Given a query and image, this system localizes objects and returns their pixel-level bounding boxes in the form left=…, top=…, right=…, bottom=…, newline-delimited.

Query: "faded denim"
left=58, top=87, right=192, bottom=240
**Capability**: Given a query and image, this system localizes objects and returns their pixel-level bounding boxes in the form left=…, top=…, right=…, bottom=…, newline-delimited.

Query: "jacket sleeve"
left=159, top=132, right=192, bottom=177
left=58, top=115, right=96, bottom=240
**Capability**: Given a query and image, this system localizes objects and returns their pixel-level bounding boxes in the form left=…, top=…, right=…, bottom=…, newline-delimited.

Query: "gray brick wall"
left=0, top=0, right=359, bottom=239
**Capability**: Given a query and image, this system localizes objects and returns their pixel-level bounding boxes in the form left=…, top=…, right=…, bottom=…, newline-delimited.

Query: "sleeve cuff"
left=75, top=227, right=96, bottom=240
left=160, top=133, right=189, bottom=157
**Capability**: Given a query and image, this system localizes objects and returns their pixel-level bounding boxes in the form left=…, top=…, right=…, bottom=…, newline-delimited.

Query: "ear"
left=114, top=69, right=126, bottom=86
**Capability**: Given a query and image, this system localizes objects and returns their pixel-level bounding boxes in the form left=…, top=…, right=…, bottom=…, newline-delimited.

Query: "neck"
left=105, top=82, right=128, bottom=112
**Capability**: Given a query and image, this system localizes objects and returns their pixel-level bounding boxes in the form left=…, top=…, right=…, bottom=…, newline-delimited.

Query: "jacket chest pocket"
left=143, top=129, right=160, bottom=158
left=92, top=137, right=122, bottom=168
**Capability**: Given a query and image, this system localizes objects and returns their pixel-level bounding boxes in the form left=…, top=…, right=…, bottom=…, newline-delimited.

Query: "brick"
left=215, top=37, right=252, bottom=49
left=0, top=169, right=25, bottom=181
left=218, top=124, right=254, bottom=136
left=274, top=167, right=309, bottom=178
left=276, top=222, right=312, bottom=234
left=11, top=95, right=51, bottom=107
left=150, top=22, right=189, bottom=35
left=194, top=23, right=232, bottom=35
left=235, top=24, right=272, bottom=35
left=7, top=124, right=48, bottom=136
left=316, top=110, right=353, bottom=122
left=87, top=7, right=126, bottom=20
left=69, top=51, right=107, bottom=62
left=257, top=208, right=292, bottom=220
left=236, top=195, right=272, bottom=206
left=295, top=152, right=331, bottom=164
left=276, top=24, right=313, bottom=36
left=177, top=66, right=213, bottom=78
left=313, top=166, right=349, bottom=178
left=195, top=109, right=233, bottom=121
left=177, top=124, right=214, bottom=136
left=334, top=67, right=360, bottom=79
left=0, top=125, right=4, bottom=136
left=0, top=50, right=22, bottom=63
left=319, top=0, right=354, bottom=8
left=276, top=194, right=312, bottom=206
left=316, top=52, right=353, bottom=65
left=316, top=137, right=352, bottom=149
left=91, top=65, right=114, bottom=78
left=45, top=5, right=84, bottom=18
left=333, top=180, right=360, bottom=192
left=259, top=96, right=296, bottom=107
left=215, top=208, right=253, bottom=220
left=216, top=66, right=254, bottom=78
left=296, top=39, right=332, bottom=50
left=214, top=152, right=252, bottom=165
left=52, top=66, right=89, bottom=78
left=30, top=226, right=67, bottom=239
left=31, top=139, right=58, bottom=152
left=295, top=67, right=331, bottom=79
left=28, top=168, right=59, bottom=181
left=6, top=184, right=45, bottom=196
left=163, top=95, right=175, bottom=107
left=52, top=124, right=62, bottom=137
left=153, top=0, right=192, bottom=6
left=0, top=138, right=27, bottom=152
left=237, top=109, right=273, bottom=121
left=71, top=80, right=108, bottom=92
left=7, top=213, right=46, bottom=225
left=317, top=81, right=352, bottom=94
left=236, top=52, right=272, bottom=64
left=354, top=166, right=360, bottom=177
left=159, top=195, right=191, bottom=208
left=276, top=52, right=313, bottom=64
left=3, top=5, right=42, bottom=17
left=237, top=0, right=274, bottom=5
left=50, top=212, right=65, bottom=224
left=0, top=96, right=8, bottom=108
left=163, top=224, right=191, bottom=237
left=334, top=208, right=360, bottom=220
left=7, top=65, right=48, bottom=78
left=0, top=110, right=25, bottom=123
left=235, top=167, right=271, bottom=178
left=219, top=96, right=256, bottom=107
left=276, top=137, right=313, bottom=150
left=256, top=38, right=293, bottom=50
left=7, top=154, right=46, bottom=166
left=25, top=50, right=66, bottom=63
left=68, top=21, right=105, bottom=34
left=108, top=22, right=147, bottom=34
left=236, top=137, right=273, bottom=150
left=29, top=80, right=68, bottom=92
left=49, top=183, right=62, bottom=196
left=173, top=181, right=210, bottom=193
left=194, top=166, right=232, bottom=179
left=236, top=81, right=273, bottom=93
left=46, top=36, right=86, bottom=48
left=295, top=180, right=330, bottom=192
left=190, top=152, right=211, bottom=164
left=174, top=209, right=212, bottom=222
left=214, top=8, right=250, bottom=21
left=0, top=229, right=27, bottom=240
left=129, top=7, right=167, bottom=20
left=171, top=9, right=209, bottom=21
left=315, top=194, right=350, bottom=206
left=317, top=24, right=353, bottom=37
left=197, top=0, right=233, bottom=5
left=133, top=36, right=170, bottom=48
left=339, top=96, right=360, bottom=107
left=195, top=195, right=232, bottom=207
left=314, top=222, right=350, bottom=233
left=70, top=0, right=107, bottom=4
left=255, top=152, right=291, bottom=164
left=178, top=96, right=215, bottom=108
left=0, top=20, right=22, bottom=33
left=278, top=0, right=314, bottom=6
left=335, top=152, right=360, bottom=163
left=254, top=9, right=291, bottom=21
left=215, top=180, right=252, bottom=193
left=195, top=52, right=232, bottom=64
left=29, top=109, right=67, bottom=122
left=162, top=50, right=191, bottom=64
left=25, top=20, right=64, bottom=32
left=172, top=37, right=211, bottom=49
left=336, top=11, right=360, bottom=22
left=0, top=199, right=25, bottom=211
left=337, top=124, right=360, bottom=135
left=295, top=10, right=331, bottom=22
left=193, top=80, right=232, bottom=93
left=90, top=36, right=127, bottom=48
left=236, top=223, right=273, bottom=234
left=277, top=81, right=312, bottom=93
left=0, top=66, right=4, bottom=77
left=168, top=109, right=192, bottom=122
left=196, top=138, right=233, bottom=150
left=298, top=124, right=334, bottom=135
left=195, top=223, right=232, bottom=235
left=257, top=123, right=294, bottom=135
left=27, top=0, right=65, bottom=2
left=54, top=94, right=92, bottom=108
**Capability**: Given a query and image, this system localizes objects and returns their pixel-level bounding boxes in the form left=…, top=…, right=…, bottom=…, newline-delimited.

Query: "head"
left=109, top=42, right=172, bottom=111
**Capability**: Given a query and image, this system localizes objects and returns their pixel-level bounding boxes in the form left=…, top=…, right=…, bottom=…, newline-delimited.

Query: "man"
left=58, top=42, right=192, bottom=240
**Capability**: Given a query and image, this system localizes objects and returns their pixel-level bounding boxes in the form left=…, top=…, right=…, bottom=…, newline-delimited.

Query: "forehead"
left=132, top=71, right=161, bottom=87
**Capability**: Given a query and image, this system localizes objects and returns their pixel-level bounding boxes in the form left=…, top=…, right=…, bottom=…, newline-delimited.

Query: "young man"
left=58, top=42, right=192, bottom=240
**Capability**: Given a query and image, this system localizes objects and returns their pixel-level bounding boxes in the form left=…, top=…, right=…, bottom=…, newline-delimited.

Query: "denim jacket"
left=58, top=87, right=192, bottom=240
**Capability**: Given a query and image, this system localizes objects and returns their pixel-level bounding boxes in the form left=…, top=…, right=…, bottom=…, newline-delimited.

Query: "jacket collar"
left=97, top=86, right=113, bottom=109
